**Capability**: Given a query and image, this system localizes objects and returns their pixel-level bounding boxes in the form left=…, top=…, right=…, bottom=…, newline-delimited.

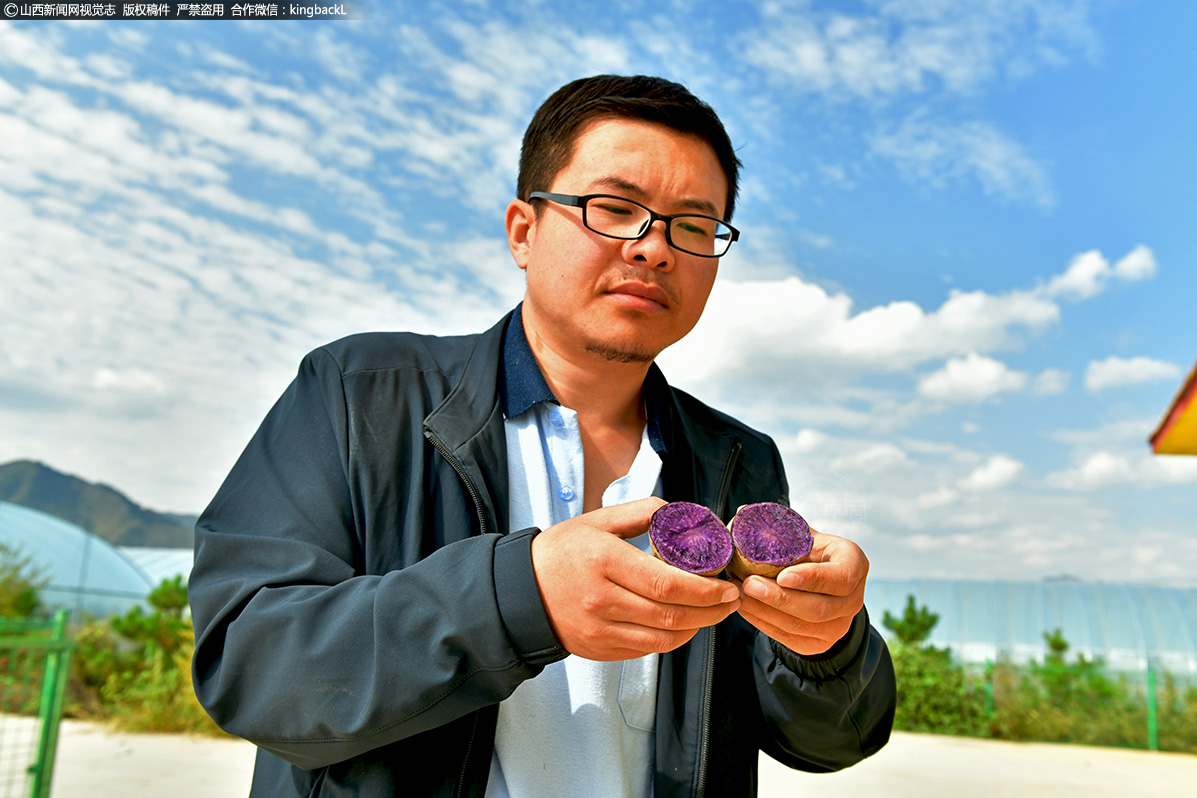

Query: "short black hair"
left=517, top=75, right=741, bottom=221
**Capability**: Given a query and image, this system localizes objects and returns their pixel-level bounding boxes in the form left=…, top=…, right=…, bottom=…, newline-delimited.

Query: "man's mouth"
left=607, top=281, right=672, bottom=309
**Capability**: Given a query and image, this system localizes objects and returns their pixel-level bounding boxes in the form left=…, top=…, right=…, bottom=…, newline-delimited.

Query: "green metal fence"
left=0, top=611, right=73, bottom=798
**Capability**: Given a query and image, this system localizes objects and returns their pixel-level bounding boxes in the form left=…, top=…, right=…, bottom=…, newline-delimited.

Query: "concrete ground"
left=44, top=720, right=1197, bottom=797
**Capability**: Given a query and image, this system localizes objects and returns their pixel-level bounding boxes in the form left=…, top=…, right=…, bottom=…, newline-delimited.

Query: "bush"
left=988, top=631, right=1151, bottom=748
left=884, top=594, right=989, bottom=735
left=1156, top=673, right=1197, bottom=755
left=68, top=576, right=221, bottom=734
left=889, top=642, right=990, bottom=736
left=0, top=542, right=48, bottom=618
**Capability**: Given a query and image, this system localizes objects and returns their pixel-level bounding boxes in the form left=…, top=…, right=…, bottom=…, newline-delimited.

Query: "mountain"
left=0, top=460, right=195, bottom=548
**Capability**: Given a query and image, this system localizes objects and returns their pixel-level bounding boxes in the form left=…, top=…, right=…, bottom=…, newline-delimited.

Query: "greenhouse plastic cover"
left=4, top=499, right=1197, bottom=674
left=867, top=577, right=1197, bottom=674
left=0, top=501, right=155, bottom=618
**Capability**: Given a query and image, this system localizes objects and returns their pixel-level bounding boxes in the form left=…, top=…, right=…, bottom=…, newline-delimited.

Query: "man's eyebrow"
left=590, top=176, right=721, bottom=217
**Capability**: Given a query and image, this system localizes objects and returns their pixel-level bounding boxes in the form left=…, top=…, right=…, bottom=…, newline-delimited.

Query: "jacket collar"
left=422, top=307, right=741, bottom=537
left=422, top=311, right=513, bottom=538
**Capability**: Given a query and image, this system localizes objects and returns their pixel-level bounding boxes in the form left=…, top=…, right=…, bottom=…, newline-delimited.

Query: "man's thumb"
left=590, top=497, right=667, bottom=540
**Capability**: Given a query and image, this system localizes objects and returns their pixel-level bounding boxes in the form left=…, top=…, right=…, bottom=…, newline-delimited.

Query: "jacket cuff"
left=493, top=527, right=568, bottom=668
left=770, top=606, right=871, bottom=682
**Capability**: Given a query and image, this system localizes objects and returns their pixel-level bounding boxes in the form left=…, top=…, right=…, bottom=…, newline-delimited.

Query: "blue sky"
left=1, top=1, right=1194, bottom=586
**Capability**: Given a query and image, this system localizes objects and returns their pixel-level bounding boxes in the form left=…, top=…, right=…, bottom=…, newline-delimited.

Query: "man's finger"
left=607, top=548, right=739, bottom=607
left=582, top=496, right=668, bottom=540
left=775, top=533, right=868, bottom=595
left=737, top=606, right=845, bottom=657
left=741, top=575, right=858, bottom=623
left=605, top=589, right=740, bottom=631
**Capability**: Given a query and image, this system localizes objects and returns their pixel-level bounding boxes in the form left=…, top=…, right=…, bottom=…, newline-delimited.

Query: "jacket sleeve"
left=753, top=607, right=896, bottom=772
left=750, top=440, right=896, bottom=772
left=189, top=346, right=563, bottom=771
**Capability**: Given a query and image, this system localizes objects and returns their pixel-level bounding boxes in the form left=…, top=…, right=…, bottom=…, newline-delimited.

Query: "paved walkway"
left=760, top=731, right=1197, bottom=797
left=46, top=720, right=1197, bottom=797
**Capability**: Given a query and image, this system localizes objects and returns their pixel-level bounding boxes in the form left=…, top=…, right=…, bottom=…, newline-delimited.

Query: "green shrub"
left=0, top=544, right=52, bottom=715
left=0, top=542, right=48, bottom=618
left=68, top=576, right=221, bottom=735
left=889, top=642, right=989, bottom=736
left=883, top=594, right=988, bottom=735
left=988, top=629, right=1150, bottom=747
left=883, top=594, right=940, bottom=647
left=1156, top=674, right=1197, bottom=755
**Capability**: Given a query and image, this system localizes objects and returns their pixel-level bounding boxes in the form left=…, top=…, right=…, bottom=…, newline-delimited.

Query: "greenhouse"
left=4, top=498, right=1197, bottom=677
left=867, top=577, right=1197, bottom=675
left=0, top=501, right=157, bottom=618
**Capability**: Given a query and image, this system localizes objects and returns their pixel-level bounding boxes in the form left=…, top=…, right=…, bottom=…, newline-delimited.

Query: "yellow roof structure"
left=1151, top=359, right=1197, bottom=455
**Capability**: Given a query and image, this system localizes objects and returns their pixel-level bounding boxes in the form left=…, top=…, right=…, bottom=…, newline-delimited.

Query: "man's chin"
left=583, top=339, right=659, bottom=364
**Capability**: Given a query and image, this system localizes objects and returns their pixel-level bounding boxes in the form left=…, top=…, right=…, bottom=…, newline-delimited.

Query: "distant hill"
left=0, top=460, right=195, bottom=548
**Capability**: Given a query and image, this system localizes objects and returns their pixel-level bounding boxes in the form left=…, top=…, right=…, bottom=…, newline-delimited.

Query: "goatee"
left=583, top=340, right=657, bottom=364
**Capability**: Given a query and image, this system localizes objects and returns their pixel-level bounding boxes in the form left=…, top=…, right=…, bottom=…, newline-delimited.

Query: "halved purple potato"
left=648, top=501, right=734, bottom=576
left=727, top=502, right=812, bottom=581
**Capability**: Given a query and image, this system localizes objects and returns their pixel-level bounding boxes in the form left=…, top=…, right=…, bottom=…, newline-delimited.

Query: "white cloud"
left=1085, top=356, right=1181, bottom=392
left=918, top=353, right=1028, bottom=403
left=1052, top=417, right=1163, bottom=448
left=870, top=113, right=1054, bottom=207
left=1032, top=368, right=1070, bottom=395
left=1046, top=451, right=1137, bottom=491
left=1047, top=451, right=1197, bottom=491
left=792, top=428, right=829, bottom=453
left=743, top=0, right=1100, bottom=100
left=735, top=2, right=1105, bottom=209
left=830, top=443, right=909, bottom=474
left=662, top=276, right=1058, bottom=395
left=1045, top=246, right=1157, bottom=300
left=1046, top=250, right=1109, bottom=300
left=664, top=242, right=1152, bottom=428
left=959, top=454, right=1024, bottom=491
left=917, top=487, right=959, bottom=509
left=1113, top=244, right=1157, bottom=281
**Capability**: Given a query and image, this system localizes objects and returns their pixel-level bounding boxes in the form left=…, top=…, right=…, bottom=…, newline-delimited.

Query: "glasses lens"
left=671, top=216, right=733, bottom=257
left=583, top=197, right=651, bottom=239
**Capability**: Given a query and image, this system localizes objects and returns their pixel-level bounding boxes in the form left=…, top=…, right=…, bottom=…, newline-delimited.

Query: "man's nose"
left=625, top=220, right=676, bottom=270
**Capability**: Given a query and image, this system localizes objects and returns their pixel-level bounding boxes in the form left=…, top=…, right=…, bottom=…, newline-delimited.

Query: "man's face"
left=507, top=117, right=728, bottom=365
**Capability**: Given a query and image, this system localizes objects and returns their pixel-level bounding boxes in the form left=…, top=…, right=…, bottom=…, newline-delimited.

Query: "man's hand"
left=735, top=529, right=868, bottom=656
left=532, top=497, right=741, bottom=661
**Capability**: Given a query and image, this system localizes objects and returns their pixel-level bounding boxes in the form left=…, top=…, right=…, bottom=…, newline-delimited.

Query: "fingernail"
left=777, top=573, right=801, bottom=589
left=721, top=586, right=739, bottom=603
left=743, top=579, right=767, bottom=599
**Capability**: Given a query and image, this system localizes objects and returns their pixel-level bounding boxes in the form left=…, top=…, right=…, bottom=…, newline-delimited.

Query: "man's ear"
left=505, top=199, right=536, bottom=271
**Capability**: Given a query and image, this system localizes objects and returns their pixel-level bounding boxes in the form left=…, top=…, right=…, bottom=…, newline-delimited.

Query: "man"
left=190, top=75, right=895, bottom=797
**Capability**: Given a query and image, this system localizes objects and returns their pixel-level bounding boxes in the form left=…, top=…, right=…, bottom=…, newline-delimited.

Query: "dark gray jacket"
left=189, top=310, right=895, bottom=797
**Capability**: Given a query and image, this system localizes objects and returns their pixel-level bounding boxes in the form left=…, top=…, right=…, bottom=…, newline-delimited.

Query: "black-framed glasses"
left=528, top=191, right=739, bottom=258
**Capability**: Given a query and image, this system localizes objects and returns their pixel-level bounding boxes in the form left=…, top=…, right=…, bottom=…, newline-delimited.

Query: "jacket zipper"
left=426, top=428, right=489, bottom=797
left=424, top=429, right=491, bottom=537
left=713, top=439, right=742, bottom=520
left=453, top=710, right=481, bottom=798
left=694, top=624, right=716, bottom=798
left=697, top=440, right=740, bottom=796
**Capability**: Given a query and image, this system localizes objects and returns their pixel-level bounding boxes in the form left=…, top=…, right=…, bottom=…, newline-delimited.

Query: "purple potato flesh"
left=727, top=502, right=812, bottom=580
left=648, top=501, right=734, bottom=576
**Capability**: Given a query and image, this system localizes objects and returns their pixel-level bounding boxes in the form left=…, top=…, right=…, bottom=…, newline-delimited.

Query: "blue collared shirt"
left=487, top=305, right=663, bottom=798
